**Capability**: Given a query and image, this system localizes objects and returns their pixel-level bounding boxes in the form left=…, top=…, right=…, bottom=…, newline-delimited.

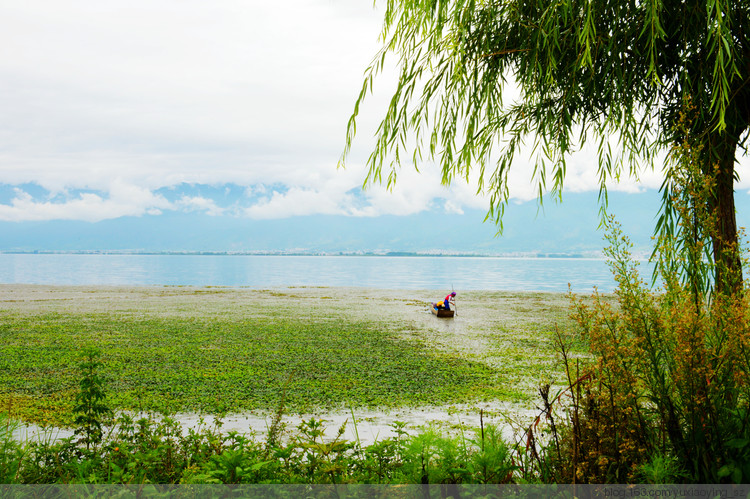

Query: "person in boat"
left=436, top=292, right=456, bottom=310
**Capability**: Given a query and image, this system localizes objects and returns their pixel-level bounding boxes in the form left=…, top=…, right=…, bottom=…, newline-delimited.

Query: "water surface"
left=0, top=254, right=653, bottom=293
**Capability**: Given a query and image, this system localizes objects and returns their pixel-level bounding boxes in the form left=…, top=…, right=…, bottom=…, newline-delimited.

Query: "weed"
left=72, top=349, right=111, bottom=451
left=0, top=412, right=23, bottom=483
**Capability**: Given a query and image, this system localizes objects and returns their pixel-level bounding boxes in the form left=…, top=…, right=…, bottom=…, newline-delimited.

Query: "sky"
left=1, top=1, right=749, bottom=254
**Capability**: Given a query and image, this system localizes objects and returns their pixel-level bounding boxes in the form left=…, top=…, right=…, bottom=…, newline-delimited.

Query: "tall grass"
left=0, top=411, right=23, bottom=483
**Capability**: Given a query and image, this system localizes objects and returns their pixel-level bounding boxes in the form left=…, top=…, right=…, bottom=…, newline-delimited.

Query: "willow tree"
left=342, top=0, right=750, bottom=294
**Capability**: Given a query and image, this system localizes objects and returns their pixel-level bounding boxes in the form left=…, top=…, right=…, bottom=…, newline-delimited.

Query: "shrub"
left=523, top=100, right=750, bottom=484
left=530, top=218, right=750, bottom=483
left=73, top=348, right=111, bottom=452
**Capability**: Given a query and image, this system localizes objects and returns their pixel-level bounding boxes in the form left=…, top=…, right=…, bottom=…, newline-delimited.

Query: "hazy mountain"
left=0, top=189, right=729, bottom=256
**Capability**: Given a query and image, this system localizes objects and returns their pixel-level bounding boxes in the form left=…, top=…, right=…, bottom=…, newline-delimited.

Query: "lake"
left=0, top=253, right=657, bottom=293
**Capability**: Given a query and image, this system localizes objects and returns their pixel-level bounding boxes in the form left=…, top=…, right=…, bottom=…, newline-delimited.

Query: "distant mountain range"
left=1, top=189, right=746, bottom=257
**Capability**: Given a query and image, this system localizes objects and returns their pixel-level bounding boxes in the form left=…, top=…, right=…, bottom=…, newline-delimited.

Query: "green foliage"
left=4, top=402, right=519, bottom=484
left=655, top=120, right=715, bottom=299
left=72, top=349, right=111, bottom=451
left=293, top=418, right=355, bottom=484
left=342, top=0, right=749, bottom=290
left=636, top=453, right=685, bottom=484
left=179, top=431, right=271, bottom=484
left=469, top=422, right=515, bottom=484
left=527, top=217, right=750, bottom=483
left=353, top=421, right=409, bottom=483
left=0, top=412, right=23, bottom=483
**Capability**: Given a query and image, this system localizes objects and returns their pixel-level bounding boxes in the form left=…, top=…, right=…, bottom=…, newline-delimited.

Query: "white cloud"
left=0, top=0, right=748, bottom=224
left=244, top=187, right=343, bottom=219
left=177, top=196, right=226, bottom=217
left=0, top=1, right=384, bottom=195
left=0, top=182, right=171, bottom=222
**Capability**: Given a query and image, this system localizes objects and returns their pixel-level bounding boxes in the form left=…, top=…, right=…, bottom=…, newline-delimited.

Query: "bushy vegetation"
left=520, top=109, right=750, bottom=484
left=1, top=351, right=518, bottom=485
left=523, top=221, right=750, bottom=483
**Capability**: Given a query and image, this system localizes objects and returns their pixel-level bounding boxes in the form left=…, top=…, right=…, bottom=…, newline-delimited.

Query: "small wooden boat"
left=430, top=303, right=455, bottom=318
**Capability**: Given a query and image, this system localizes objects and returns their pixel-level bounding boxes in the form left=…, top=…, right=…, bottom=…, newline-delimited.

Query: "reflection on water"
left=0, top=254, right=654, bottom=293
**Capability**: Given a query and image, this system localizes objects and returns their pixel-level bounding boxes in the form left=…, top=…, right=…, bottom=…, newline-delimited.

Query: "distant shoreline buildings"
left=0, top=249, right=651, bottom=260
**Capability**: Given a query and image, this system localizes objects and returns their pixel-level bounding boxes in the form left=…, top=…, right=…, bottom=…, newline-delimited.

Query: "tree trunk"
left=709, top=131, right=743, bottom=296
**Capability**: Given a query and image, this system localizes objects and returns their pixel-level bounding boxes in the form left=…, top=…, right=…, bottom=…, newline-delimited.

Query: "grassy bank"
left=0, top=285, right=575, bottom=427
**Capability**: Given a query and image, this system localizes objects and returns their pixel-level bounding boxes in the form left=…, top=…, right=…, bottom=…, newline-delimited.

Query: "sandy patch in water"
left=14, top=404, right=540, bottom=447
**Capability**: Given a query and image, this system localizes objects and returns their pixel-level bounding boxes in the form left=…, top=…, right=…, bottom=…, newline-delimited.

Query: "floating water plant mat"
left=0, top=285, right=575, bottom=427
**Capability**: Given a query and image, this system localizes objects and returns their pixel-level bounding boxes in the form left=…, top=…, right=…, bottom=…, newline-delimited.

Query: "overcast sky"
left=0, top=0, right=748, bottom=224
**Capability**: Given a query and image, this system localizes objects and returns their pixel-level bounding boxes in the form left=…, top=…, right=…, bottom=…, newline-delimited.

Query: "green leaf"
left=726, top=438, right=750, bottom=449
left=718, top=465, right=733, bottom=478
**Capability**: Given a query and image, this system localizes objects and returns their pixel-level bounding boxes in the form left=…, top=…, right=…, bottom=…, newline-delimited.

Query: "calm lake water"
left=0, top=254, right=658, bottom=293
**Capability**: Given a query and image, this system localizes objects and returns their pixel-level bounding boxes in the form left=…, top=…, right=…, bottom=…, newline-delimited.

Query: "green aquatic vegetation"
left=0, top=311, right=507, bottom=426
left=482, top=326, right=565, bottom=398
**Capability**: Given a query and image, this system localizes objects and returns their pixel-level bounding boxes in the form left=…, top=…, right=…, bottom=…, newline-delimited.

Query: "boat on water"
left=430, top=304, right=455, bottom=318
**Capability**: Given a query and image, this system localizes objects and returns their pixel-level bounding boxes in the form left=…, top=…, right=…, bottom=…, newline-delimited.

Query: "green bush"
left=522, top=103, right=750, bottom=484
left=73, top=349, right=111, bottom=452
left=529, top=218, right=750, bottom=483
